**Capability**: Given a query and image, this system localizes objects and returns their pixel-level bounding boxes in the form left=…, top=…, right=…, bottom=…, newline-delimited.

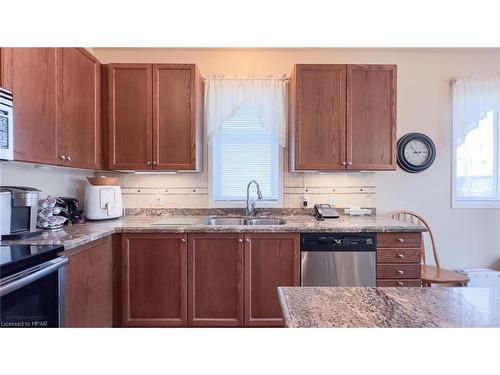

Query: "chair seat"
left=421, top=265, right=469, bottom=284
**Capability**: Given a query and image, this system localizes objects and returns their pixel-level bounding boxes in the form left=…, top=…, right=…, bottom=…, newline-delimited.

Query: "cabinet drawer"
left=377, top=233, right=421, bottom=248
left=377, top=248, right=421, bottom=263
left=376, top=279, right=421, bottom=287
left=377, top=264, right=421, bottom=279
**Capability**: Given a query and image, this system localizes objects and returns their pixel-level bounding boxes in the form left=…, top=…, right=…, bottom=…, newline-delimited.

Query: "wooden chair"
left=389, top=211, right=469, bottom=287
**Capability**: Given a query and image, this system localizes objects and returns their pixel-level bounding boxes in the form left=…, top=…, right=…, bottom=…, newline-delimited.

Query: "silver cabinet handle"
left=245, top=238, right=250, bottom=243
left=0, top=257, right=68, bottom=297
left=342, top=162, right=347, bottom=166
left=238, top=239, right=243, bottom=243
left=59, top=154, right=67, bottom=160
left=397, top=254, right=404, bottom=259
left=398, top=238, right=404, bottom=243
left=152, top=161, right=158, bottom=166
left=397, top=281, right=404, bottom=286
left=147, top=161, right=152, bottom=166
left=66, top=155, right=72, bottom=161
left=397, top=270, right=404, bottom=275
left=347, top=161, right=352, bottom=166
left=181, top=238, right=186, bottom=243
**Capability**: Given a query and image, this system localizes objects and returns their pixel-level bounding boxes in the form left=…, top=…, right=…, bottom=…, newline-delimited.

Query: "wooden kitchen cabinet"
left=121, top=233, right=187, bottom=327
left=244, top=233, right=300, bottom=327
left=347, top=65, right=397, bottom=170
left=107, top=63, right=202, bottom=171
left=153, top=64, right=202, bottom=170
left=108, top=64, right=152, bottom=170
left=61, top=48, right=102, bottom=169
left=187, top=233, right=244, bottom=327
left=63, top=236, right=113, bottom=328
left=290, top=64, right=347, bottom=170
left=1, top=48, right=61, bottom=165
left=0, top=48, right=102, bottom=169
left=289, top=64, right=397, bottom=171
left=376, top=232, right=422, bottom=287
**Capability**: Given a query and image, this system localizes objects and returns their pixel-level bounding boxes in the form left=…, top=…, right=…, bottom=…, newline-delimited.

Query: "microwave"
left=0, top=87, right=14, bottom=160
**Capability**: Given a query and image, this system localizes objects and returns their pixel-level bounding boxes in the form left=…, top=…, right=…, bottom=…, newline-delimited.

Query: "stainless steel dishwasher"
left=300, top=233, right=376, bottom=287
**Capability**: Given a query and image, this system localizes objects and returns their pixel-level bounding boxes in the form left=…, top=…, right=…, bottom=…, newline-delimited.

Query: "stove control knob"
left=334, top=239, right=342, bottom=246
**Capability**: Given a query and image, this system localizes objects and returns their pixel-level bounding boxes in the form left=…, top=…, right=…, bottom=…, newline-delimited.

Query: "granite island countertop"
left=0, top=215, right=426, bottom=250
left=278, top=287, right=500, bottom=328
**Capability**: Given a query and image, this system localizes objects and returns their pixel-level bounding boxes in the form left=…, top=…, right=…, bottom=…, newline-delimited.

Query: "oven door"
left=0, top=257, right=68, bottom=328
left=0, top=101, right=13, bottom=161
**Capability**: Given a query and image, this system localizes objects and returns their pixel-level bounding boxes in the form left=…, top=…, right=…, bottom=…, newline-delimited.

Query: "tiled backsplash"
left=105, top=169, right=375, bottom=210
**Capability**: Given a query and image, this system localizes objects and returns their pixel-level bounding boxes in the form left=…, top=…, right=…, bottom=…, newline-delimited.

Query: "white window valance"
left=452, top=77, right=500, bottom=146
left=204, top=77, right=288, bottom=147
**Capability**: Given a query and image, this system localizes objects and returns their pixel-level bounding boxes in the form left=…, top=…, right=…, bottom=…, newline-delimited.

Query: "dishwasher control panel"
left=301, top=233, right=376, bottom=252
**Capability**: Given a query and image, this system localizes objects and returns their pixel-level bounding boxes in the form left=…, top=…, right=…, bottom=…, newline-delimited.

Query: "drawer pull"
left=397, top=254, right=404, bottom=258
left=397, top=270, right=404, bottom=275
left=238, top=239, right=243, bottom=243
left=397, top=281, right=404, bottom=286
left=397, top=238, right=404, bottom=243
left=181, top=238, right=186, bottom=243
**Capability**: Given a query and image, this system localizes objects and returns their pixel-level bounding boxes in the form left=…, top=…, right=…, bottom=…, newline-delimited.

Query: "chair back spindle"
left=389, top=211, right=440, bottom=268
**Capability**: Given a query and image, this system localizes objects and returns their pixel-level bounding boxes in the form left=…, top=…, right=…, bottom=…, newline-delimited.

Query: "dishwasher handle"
left=0, top=257, right=68, bottom=297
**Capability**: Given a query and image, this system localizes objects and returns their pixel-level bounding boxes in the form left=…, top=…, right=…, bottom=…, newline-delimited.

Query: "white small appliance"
left=84, top=184, right=123, bottom=220
left=0, top=87, right=14, bottom=160
left=0, top=189, right=12, bottom=236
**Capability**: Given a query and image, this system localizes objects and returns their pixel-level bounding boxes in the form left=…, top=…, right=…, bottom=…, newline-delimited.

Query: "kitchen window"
left=210, top=107, right=281, bottom=204
left=452, top=77, right=500, bottom=208
left=204, top=77, right=287, bottom=207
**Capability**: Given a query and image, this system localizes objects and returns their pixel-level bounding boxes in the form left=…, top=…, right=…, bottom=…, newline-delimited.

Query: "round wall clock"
left=397, top=133, right=436, bottom=173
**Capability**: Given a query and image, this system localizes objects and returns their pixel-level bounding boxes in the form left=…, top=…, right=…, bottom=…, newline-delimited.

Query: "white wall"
left=0, top=161, right=91, bottom=202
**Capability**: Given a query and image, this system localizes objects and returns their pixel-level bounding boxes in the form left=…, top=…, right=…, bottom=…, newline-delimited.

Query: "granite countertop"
left=0, top=214, right=426, bottom=250
left=278, top=287, right=500, bottom=328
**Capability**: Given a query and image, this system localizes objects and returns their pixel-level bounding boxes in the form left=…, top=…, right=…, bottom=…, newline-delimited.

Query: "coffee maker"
left=0, top=186, right=42, bottom=240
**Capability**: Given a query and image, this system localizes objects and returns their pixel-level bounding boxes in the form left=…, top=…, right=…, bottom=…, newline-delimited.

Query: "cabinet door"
left=121, top=233, right=187, bottom=327
left=64, top=236, right=113, bottom=327
left=153, top=64, right=199, bottom=170
left=292, top=64, right=346, bottom=170
left=61, top=48, right=101, bottom=169
left=188, top=233, right=244, bottom=327
left=244, top=234, right=300, bottom=327
left=347, top=65, right=397, bottom=170
left=1, top=48, right=62, bottom=165
left=108, top=64, right=152, bottom=170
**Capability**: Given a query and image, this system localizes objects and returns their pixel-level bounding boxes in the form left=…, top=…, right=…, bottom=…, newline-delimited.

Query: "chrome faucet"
left=245, top=180, right=263, bottom=217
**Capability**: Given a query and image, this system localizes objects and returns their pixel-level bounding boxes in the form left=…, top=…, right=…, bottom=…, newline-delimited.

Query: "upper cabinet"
left=107, top=64, right=153, bottom=170
left=289, top=64, right=397, bottom=171
left=1, top=48, right=61, bottom=165
left=347, top=65, right=397, bottom=170
left=61, top=48, right=102, bottom=169
left=0, top=48, right=102, bottom=169
left=107, top=63, right=202, bottom=171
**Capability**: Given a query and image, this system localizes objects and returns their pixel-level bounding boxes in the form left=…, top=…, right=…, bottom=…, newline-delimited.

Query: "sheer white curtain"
left=204, top=77, right=288, bottom=146
left=452, top=77, right=500, bottom=146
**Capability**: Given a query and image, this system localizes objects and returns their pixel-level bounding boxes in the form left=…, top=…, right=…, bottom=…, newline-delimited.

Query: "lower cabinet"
left=63, top=237, right=113, bottom=327
left=244, top=233, right=300, bottom=326
left=376, top=232, right=422, bottom=287
left=121, top=233, right=187, bottom=327
left=115, top=232, right=300, bottom=327
left=188, top=233, right=244, bottom=327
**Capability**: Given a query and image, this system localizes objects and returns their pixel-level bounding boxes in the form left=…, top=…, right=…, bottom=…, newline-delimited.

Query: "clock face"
left=397, top=133, right=436, bottom=173
left=403, top=139, right=431, bottom=166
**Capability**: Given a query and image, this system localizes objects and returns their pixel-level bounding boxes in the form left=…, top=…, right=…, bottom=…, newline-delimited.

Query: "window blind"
left=212, top=108, right=280, bottom=201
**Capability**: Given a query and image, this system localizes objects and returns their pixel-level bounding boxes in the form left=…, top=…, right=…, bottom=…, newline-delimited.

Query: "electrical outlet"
left=303, top=195, right=308, bottom=207
left=155, top=194, right=164, bottom=206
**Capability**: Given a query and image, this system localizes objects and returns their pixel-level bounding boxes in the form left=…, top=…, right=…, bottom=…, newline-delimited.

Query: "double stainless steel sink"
left=202, top=217, right=287, bottom=226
